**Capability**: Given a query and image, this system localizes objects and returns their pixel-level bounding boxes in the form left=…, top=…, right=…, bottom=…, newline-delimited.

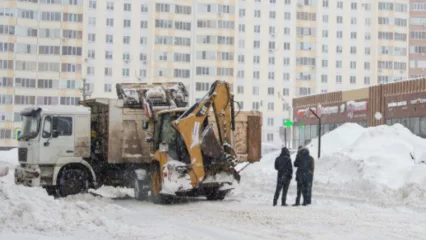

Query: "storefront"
left=293, top=100, right=368, bottom=147
left=292, top=78, right=426, bottom=146
left=385, top=92, right=426, bottom=138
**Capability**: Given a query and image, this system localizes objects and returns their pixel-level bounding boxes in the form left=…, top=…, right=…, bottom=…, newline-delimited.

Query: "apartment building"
left=235, top=0, right=410, bottom=144
left=409, top=0, right=426, bottom=78
left=84, top=0, right=236, bottom=103
left=0, top=0, right=84, bottom=148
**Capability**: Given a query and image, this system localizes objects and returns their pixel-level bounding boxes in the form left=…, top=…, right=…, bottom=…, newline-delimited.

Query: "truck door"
left=40, top=115, right=75, bottom=165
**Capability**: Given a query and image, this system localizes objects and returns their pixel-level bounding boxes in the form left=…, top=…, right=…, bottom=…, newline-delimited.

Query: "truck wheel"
left=134, top=178, right=148, bottom=201
left=58, top=169, right=88, bottom=197
left=45, top=186, right=58, bottom=197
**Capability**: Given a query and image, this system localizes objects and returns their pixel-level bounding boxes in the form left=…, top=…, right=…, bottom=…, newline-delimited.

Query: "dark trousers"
left=295, top=180, right=309, bottom=205
left=273, top=177, right=291, bottom=205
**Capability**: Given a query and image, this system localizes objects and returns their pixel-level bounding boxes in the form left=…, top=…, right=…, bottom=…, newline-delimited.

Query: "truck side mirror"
left=142, top=120, right=149, bottom=130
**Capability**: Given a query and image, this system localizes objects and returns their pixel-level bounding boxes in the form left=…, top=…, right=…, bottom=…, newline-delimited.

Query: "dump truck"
left=14, top=81, right=262, bottom=202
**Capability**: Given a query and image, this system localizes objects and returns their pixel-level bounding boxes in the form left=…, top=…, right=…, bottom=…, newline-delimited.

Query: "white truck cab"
left=14, top=106, right=96, bottom=196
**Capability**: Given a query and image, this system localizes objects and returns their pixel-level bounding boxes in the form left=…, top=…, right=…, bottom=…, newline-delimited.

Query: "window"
left=196, top=82, right=210, bottom=91
left=282, top=88, right=289, bottom=96
left=267, top=118, right=274, bottom=126
left=350, top=61, right=356, bottom=69
left=267, top=133, right=273, bottom=142
left=337, top=1, right=343, bottom=9
left=122, top=68, right=130, bottom=77
left=88, top=33, right=96, bottom=42
left=336, top=75, right=342, bottom=83
left=254, top=10, right=261, bottom=18
left=351, top=32, right=357, bottom=39
left=106, top=35, right=113, bottom=43
left=124, top=19, right=131, bottom=28
left=60, top=97, right=80, bottom=105
left=253, top=56, right=260, bottom=64
left=351, top=2, right=357, bottom=9
left=89, top=17, right=96, bottom=25
left=0, top=129, right=11, bottom=139
left=123, top=36, right=130, bottom=44
left=268, top=102, right=274, bottom=111
left=239, top=24, right=245, bottom=32
left=323, top=15, right=328, bottom=23
left=364, top=62, right=370, bottom=70
left=321, top=75, right=328, bottom=83
left=268, top=72, right=275, bottom=80
left=0, top=77, right=13, bottom=87
left=237, top=86, right=244, bottom=94
left=269, top=11, right=276, bottom=19
left=174, top=69, right=190, bottom=78
left=323, top=0, right=329, bottom=8
left=237, top=71, right=244, bottom=78
left=105, top=67, right=112, bottom=76
left=53, top=117, right=72, bottom=136
left=337, top=16, right=343, bottom=24
left=104, top=84, right=112, bottom=93
left=364, top=77, right=370, bottom=85
left=350, top=76, right=356, bottom=84
left=89, top=0, right=96, bottom=9
left=267, top=87, right=274, bottom=96
left=124, top=3, right=131, bottom=11
left=107, top=2, right=114, bottom=10
left=269, top=57, right=275, bottom=65
left=365, top=47, right=371, bottom=55
left=238, top=55, right=244, bottom=63
left=322, top=60, right=328, bottom=68
left=284, top=12, right=291, bottom=20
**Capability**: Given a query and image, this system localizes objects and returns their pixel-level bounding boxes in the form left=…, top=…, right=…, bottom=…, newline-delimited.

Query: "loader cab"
left=152, top=109, right=190, bottom=164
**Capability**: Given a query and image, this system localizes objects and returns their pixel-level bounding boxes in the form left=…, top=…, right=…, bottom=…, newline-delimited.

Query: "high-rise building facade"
left=84, top=0, right=236, bottom=103
left=0, top=0, right=84, bottom=148
left=235, top=0, right=410, bottom=144
left=409, top=0, right=426, bottom=78
left=0, top=0, right=414, bottom=147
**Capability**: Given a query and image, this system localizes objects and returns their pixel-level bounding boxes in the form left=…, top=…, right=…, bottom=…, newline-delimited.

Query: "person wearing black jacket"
left=293, top=147, right=314, bottom=206
left=273, top=147, right=293, bottom=206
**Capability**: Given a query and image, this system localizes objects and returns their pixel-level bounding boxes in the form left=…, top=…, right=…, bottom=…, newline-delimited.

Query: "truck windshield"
left=20, top=115, right=41, bottom=140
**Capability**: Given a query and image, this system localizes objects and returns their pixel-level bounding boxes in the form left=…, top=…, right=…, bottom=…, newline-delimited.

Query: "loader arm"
left=172, top=81, right=235, bottom=187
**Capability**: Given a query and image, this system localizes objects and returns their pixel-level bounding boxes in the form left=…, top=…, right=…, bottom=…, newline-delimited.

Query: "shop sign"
left=347, top=101, right=368, bottom=119
left=317, top=104, right=339, bottom=116
left=410, top=98, right=426, bottom=105
left=388, top=101, right=407, bottom=108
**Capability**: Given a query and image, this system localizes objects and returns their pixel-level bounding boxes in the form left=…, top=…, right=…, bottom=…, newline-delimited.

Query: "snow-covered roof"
left=21, top=105, right=90, bottom=115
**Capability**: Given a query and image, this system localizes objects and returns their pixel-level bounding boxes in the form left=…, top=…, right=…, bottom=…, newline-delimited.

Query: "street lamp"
left=277, top=92, right=292, bottom=148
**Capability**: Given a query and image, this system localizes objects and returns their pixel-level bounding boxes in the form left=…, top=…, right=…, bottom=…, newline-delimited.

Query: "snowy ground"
left=1, top=123, right=426, bottom=239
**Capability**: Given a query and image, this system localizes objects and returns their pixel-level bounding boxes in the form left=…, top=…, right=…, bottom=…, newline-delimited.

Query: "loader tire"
left=206, top=190, right=227, bottom=201
left=134, top=178, right=149, bottom=201
left=58, top=169, right=88, bottom=197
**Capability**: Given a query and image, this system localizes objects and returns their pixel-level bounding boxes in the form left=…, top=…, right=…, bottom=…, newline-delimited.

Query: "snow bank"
left=238, top=123, right=426, bottom=208
left=0, top=149, right=147, bottom=238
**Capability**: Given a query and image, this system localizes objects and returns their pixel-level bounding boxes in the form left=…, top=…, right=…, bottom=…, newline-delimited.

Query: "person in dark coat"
left=273, top=147, right=293, bottom=206
left=293, top=146, right=314, bottom=206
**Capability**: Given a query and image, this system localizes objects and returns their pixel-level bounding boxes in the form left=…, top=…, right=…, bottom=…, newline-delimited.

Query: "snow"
left=160, top=158, right=193, bottom=195
left=2, top=123, right=426, bottom=239
left=241, top=123, right=426, bottom=208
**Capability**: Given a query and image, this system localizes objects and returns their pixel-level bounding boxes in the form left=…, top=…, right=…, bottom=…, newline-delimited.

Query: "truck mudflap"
left=14, top=166, right=41, bottom=186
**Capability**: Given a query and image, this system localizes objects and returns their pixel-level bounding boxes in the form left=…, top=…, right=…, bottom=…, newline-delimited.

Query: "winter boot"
left=273, top=199, right=277, bottom=206
left=292, top=203, right=300, bottom=206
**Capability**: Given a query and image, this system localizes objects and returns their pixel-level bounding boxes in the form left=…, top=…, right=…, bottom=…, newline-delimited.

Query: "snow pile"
left=0, top=148, right=18, bottom=177
left=0, top=149, right=147, bottom=238
left=315, top=123, right=426, bottom=206
left=239, top=123, right=426, bottom=207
